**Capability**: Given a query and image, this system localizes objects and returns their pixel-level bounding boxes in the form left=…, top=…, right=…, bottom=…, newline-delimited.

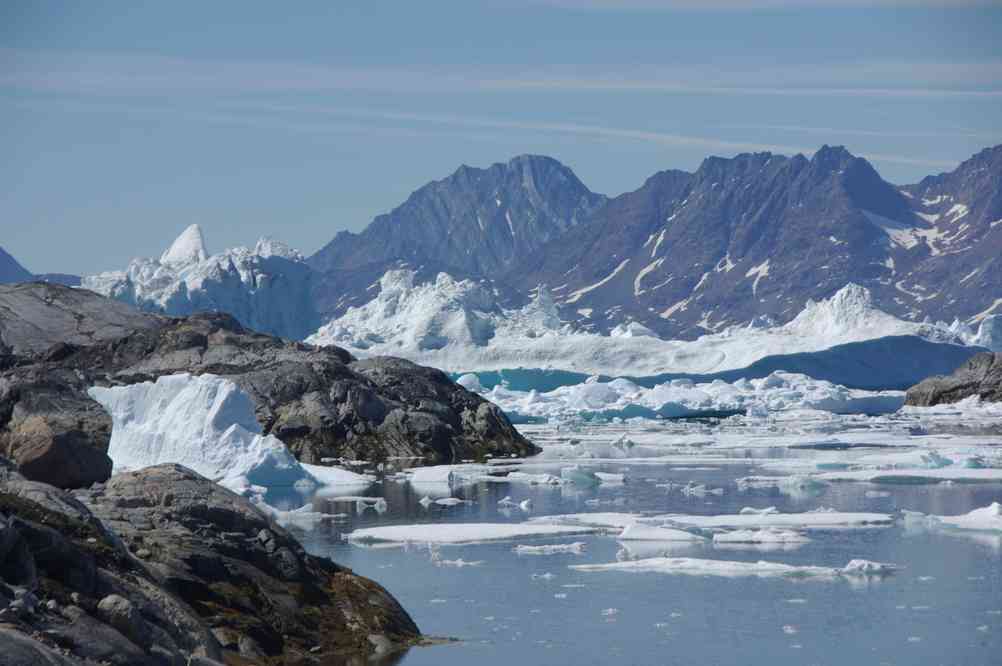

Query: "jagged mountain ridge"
left=307, top=143, right=1001, bottom=339
left=307, top=154, right=607, bottom=319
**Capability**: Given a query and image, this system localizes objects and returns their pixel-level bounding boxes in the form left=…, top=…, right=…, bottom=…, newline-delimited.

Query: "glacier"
left=83, top=225, right=320, bottom=340
left=307, top=273, right=989, bottom=388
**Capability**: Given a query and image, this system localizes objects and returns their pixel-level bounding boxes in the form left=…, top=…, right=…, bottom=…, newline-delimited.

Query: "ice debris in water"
left=513, top=542, right=586, bottom=556
left=618, top=524, right=706, bottom=542
left=712, top=529, right=811, bottom=545
left=570, top=557, right=897, bottom=579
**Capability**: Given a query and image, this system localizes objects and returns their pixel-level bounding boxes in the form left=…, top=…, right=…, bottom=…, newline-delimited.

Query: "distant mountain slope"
left=502, top=145, right=1002, bottom=337
left=307, top=154, right=606, bottom=319
left=0, top=246, right=33, bottom=284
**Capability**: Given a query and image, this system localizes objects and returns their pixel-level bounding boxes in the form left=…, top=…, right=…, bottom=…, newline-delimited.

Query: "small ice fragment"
left=519, top=499, right=533, bottom=512
left=554, top=593, right=568, bottom=599
left=498, top=496, right=517, bottom=507
left=419, top=496, right=433, bottom=507
left=514, top=542, right=586, bottom=556
left=601, top=608, right=619, bottom=617
left=782, top=625, right=798, bottom=635
left=531, top=572, right=555, bottom=580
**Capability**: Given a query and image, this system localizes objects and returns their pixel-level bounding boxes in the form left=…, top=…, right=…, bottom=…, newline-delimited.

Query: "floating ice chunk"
left=505, top=471, right=564, bottom=485
left=513, top=542, right=586, bottom=555
left=347, top=522, right=604, bottom=546
left=618, top=524, right=706, bottom=542
left=519, top=499, right=534, bottom=512
left=680, top=482, right=724, bottom=497
left=530, top=512, right=643, bottom=529
left=561, top=466, right=601, bottom=486
left=498, top=496, right=518, bottom=507
left=651, top=510, right=893, bottom=530
left=433, top=557, right=484, bottom=568
left=570, top=557, right=896, bottom=579
left=419, top=496, right=434, bottom=508
left=937, top=502, right=1002, bottom=532
left=818, top=468, right=1002, bottom=484
left=595, top=472, right=627, bottom=484
left=435, top=497, right=472, bottom=507
left=456, top=373, right=484, bottom=392
left=601, top=608, right=620, bottom=617
left=740, top=506, right=780, bottom=515
left=712, top=529, right=811, bottom=545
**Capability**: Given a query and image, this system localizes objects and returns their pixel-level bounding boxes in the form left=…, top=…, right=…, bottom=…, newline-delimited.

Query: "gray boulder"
left=905, top=352, right=1002, bottom=406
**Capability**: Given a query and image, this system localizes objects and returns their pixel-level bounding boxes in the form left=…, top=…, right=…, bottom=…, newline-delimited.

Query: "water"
left=286, top=421, right=1002, bottom=666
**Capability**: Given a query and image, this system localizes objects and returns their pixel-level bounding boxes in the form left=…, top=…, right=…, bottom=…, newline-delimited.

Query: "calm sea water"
left=287, top=433, right=1002, bottom=666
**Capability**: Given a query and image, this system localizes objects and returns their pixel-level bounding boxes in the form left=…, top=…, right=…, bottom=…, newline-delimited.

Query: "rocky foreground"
left=1, top=460, right=420, bottom=664
left=0, top=282, right=536, bottom=489
left=905, top=352, right=1002, bottom=406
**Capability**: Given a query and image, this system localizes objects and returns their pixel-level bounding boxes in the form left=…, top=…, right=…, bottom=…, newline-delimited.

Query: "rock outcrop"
left=904, top=352, right=1002, bottom=406
left=0, top=461, right=421, bottom=664
left=0, top=283, right=536, bottom=484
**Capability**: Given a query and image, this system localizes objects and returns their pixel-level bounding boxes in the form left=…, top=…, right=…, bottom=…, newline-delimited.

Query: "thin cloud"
left=519, top=0, right=1002, bottom=9
left=2, top=49, right=1000, bottom=98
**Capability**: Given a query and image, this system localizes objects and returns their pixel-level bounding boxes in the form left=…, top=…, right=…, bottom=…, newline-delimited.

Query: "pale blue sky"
left=2, top=0, right=1000, bottom=275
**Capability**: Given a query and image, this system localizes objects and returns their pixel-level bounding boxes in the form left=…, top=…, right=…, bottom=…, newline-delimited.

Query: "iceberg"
left=937, top=503, right=1002, bottom=532
left=83, top=225, right=319, bottom=340
left=308, top=278, right=978, bottom=388
left=618, top=524, right=706, bottom=542
left=88, top=373, right=372, bottom=495
left=475, top=371, right=905, bottom=422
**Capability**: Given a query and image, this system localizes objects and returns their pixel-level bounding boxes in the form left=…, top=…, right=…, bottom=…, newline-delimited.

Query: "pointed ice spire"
left=160, top=224, right=208, bottom=265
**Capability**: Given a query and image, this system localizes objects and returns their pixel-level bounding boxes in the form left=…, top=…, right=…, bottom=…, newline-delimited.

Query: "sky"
left=2, top=1, right=1001, bottom=275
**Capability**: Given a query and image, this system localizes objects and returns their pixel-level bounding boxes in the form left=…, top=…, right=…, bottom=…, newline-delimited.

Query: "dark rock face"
left=0, top=462, right=421, bottom=663
left=306, top=144, right=1002, bottom=340
left=0, top=284, right=536, bottom=477
left=77, top=464, right=421, bottom=661
left=507, top=145, right=1002, bottom=337
left=0, top=465, right=225, bottom=664
left=0, top=282, right=162, bottom=356
left=308, top=154, right=606, bottom=320
left=904, top=352, right=1002, bottom=406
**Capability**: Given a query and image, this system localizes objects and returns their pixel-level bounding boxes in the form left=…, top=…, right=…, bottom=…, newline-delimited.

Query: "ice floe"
left=346, top=523, right=607, bottom=546
left=570, top=557, right=896, bottom=579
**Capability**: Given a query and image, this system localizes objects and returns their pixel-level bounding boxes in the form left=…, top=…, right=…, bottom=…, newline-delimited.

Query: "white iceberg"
left=618, top=524, right=706, bottom=542
left=88, top=373, right=372, bottom=495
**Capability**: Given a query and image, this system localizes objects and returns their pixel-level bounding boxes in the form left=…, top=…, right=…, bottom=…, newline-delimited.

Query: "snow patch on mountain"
left=308, top=273, right=969, bottom=377
left=83, top=225, right=318, bottom=340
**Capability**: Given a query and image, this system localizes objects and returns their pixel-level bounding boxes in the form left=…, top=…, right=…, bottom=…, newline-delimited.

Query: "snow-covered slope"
left=88, top=373, right=372, bottom=494
left=308, top=276, right=973, bottom=379
left=82, top=225, right=320, bottom=340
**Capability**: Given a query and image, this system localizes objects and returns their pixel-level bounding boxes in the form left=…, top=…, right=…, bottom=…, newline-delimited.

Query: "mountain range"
left=309, top=144, right=1002, bottom=339
left=4, top=144, right=1000, bottom=343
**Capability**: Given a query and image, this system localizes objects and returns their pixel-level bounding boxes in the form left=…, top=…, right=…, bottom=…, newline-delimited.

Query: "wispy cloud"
left=515, top=0, right=1002, bottom=9
left=2, top=49, right=1000, bottom=98
left=9, top=94, right=957, bottom=169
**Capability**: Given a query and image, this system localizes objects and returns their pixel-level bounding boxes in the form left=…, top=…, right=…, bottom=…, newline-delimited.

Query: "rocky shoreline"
left=0, top=282, right=538, bottom=663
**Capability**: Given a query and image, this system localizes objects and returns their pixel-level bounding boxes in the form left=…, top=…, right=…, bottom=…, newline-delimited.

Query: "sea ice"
left=347, top=523, right=605, bottom=546
left=570, top=557, right=896, bottom=579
